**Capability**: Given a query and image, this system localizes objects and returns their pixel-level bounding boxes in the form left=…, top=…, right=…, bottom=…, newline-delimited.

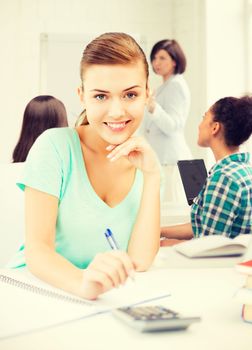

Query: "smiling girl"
left=9, top=33, right=161, bottom=300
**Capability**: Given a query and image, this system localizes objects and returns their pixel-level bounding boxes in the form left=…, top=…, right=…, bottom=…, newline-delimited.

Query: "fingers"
left=106, top=136, right=160, bottom=174
left=106, top=137, right=146, bottom=162
left=106, top=144, right=116, bottom=152
left=90, top=252, right=132, bottom=286
left=82, top=251, right=135, bottom=299
left=82, top=268, right=113, bottom=299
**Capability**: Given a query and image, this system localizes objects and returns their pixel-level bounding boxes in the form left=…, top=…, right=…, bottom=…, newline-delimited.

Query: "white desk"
left=153, top=246, right=244, bottom=268
left=1, top=267, right=251, bottom=350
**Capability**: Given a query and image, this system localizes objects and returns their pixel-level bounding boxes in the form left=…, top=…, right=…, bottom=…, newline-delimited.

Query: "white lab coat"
left=141, top=74, right=192, bottom=203
left=141, top=74, right=192, bottom=165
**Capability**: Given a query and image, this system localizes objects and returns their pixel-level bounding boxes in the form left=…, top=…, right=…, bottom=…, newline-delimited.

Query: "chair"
left=0, top=162, right=24, bottom=266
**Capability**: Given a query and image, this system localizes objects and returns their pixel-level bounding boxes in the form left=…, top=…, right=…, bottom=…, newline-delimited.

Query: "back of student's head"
left=211, top=95, right=252, bottom=147
left=150, top=39, right=186, bottom=74
left=12, top=95, right=68, bottom=163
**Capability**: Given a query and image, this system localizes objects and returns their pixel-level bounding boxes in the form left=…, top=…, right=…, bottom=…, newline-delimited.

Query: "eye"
left=124, top=92, right=137, bottom=100
left=94, top=94, right=106, bottom=101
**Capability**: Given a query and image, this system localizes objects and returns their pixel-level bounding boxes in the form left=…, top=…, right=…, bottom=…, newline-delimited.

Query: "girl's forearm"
left=25, top=243, right=83, bottom=297
left=128, top=172, right=161, bottom=271
left=161, top=223, right=194, bottom=240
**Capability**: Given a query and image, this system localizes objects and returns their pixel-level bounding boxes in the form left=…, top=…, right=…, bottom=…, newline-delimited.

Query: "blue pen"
left=104, top=228, right=120, bottom=250
left=104, top=228, right=135, bottom=282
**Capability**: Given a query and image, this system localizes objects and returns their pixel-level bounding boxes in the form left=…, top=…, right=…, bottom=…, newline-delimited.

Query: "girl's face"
left=80, top=61, right=148, bottom=145
left=151, top=49, right=176, bottom=78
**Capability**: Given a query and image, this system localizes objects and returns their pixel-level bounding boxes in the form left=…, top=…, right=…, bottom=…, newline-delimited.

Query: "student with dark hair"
left=141, top=39, right=191, bottom=202
left=8, top=33, right=161, bottom=300
left=12, top=95, right=68, bottom=163
left=161, top=95, right=252, bottom=245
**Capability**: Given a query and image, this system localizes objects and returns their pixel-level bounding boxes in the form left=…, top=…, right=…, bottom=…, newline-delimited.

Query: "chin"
left=105, top=134, right=130, bottom=146
left=197, top=139, right=204, bottom=147
left=198, top=141, right=208, bottom=148
left=106, top=127, right=138, bottom=145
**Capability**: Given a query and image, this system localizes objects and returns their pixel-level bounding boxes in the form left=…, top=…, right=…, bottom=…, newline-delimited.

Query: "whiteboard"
left=39, top=33, right=147, bottom=126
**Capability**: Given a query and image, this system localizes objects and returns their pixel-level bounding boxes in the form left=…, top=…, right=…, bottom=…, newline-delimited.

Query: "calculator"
left=112, top=305, right=201, bottom=332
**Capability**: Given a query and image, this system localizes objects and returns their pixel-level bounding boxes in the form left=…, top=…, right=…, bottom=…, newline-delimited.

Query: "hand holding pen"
left=81, top=230, right=135, bottom=299
left=104, top=228, right=135, bottom=282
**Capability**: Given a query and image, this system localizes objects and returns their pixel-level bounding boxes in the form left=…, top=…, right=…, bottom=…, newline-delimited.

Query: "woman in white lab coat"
left=141, top=39, right=191, bottom=202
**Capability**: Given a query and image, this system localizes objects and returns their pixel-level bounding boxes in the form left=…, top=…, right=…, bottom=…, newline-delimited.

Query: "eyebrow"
left=90, top=85, right=141, bottom=93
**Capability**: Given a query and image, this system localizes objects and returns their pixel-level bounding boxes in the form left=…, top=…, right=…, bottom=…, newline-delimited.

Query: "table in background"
left=153, top=246, right=243, bottom=269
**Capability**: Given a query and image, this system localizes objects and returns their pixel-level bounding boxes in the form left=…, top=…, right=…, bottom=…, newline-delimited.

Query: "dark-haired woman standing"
left=141, top=39, right=191, bottom=202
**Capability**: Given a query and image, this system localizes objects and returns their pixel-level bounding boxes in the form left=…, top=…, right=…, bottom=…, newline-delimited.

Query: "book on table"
left=234, top=259, right=252, bottom=323
left=234, top=281, right=252, bottom=323
left=174, top=234, right=252, bottom=258
left=242, top=304, right=252, bottom=323
left=235, top=259, right=252, bottom=275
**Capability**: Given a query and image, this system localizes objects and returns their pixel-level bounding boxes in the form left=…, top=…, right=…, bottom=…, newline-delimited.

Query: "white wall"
left=0, top=0, right=174, bottom=163
left=0, top=0, right=250, bottom=165
left=205, top=0, right=251, bottom=165
left=206, top=0, right=247, bottom=104
left=171, top=0, right=207, bottom=160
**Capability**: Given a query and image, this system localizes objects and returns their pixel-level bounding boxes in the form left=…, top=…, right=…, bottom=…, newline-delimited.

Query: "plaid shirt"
left=191, top=153, right=252, bottom=238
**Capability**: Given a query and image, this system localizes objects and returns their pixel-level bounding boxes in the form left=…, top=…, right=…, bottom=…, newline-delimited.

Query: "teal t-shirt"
left=8, top=128, right=143, bottom=269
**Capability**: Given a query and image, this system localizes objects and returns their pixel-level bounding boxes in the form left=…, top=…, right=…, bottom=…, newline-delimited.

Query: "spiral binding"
left=0, top=274, right=92, bottom=306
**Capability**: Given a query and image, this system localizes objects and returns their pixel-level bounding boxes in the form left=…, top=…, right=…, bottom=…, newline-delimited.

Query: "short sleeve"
left=17, top=131, right=63, bottom=199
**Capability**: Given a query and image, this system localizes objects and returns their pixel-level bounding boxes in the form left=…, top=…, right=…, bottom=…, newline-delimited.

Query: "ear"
left=212, top=122, right=221, bottom=136
left=171, top=59, right=176, bottom=70
left=77, top=86, right=84, bottom=103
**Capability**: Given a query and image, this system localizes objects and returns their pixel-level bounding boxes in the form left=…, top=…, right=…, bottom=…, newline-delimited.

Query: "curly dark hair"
left=211, top=95, right=252, bottom=147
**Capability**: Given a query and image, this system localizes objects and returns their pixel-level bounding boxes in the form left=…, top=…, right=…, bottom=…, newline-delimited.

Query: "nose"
left=107, top=97, right=125, bottom=119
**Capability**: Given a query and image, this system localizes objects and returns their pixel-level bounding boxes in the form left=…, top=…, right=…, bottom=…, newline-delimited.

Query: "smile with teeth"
left=105, top=121, right=130, bottom=131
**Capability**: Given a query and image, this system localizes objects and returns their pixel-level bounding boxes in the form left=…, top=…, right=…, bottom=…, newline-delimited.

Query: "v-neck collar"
left=72, top=128, right=141, bottom=211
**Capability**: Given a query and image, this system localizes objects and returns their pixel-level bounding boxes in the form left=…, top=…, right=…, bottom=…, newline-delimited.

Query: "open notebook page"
left=0, top=268, right=170, bottom=339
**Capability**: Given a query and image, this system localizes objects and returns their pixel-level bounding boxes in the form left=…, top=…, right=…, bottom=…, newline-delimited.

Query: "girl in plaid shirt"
left=161, top=95, right=252, bottom=245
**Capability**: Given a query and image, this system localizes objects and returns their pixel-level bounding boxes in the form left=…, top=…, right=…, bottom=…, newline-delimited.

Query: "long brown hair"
left=12, top=95, right=68, bottom=162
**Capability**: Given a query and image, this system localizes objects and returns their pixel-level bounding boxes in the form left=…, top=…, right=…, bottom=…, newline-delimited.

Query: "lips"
left=104, top=121, right=130, bottom=131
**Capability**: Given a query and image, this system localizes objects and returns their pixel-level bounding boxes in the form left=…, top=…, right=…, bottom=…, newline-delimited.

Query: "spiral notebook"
left=0, top=268, right=170, bottom=340
left=0, top=269, right=99, bottom=340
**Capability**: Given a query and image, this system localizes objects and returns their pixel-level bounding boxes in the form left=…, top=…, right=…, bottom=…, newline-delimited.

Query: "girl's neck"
left=76, top=125, right=109, bottom=156
left=162, top=70, right=174, bottom=82
left=212, top=144, right=240, bottom=162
